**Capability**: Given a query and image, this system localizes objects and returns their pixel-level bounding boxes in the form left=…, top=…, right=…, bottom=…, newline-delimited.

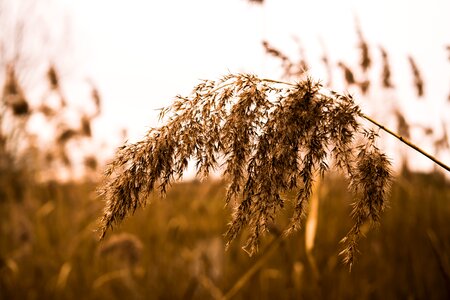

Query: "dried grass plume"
left=99, top=74, right=392, bottom=266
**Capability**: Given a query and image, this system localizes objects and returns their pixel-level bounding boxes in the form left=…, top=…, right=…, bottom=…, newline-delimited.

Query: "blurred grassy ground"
left=1, top=171, right=449, bottom=299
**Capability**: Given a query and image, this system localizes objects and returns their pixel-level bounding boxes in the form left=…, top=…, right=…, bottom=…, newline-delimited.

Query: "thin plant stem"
left=362, top=114, right=450, bottom=172
left=305, top=174, right=320, bottom=281
left=222, top=233, right=284, bottom=300
left=258, top=77, right=450, bottom=173
left=260, top=78, right=296, bottom=86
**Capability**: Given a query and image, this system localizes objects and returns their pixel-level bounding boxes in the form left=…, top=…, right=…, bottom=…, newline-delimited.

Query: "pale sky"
left=57, top=0, right=449, bottom=171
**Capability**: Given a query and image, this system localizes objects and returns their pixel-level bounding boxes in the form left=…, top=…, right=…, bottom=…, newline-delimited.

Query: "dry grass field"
left=1, top=170, right=449, bottom=299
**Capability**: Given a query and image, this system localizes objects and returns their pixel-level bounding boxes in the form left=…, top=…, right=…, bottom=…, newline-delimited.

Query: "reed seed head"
left=408, top=56, right=425, bottom=97
left=99, top=73, right=392, bottom=266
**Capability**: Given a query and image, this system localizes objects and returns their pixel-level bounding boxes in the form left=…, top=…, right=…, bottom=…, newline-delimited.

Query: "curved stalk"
left=258, top=77, right=449, bottom=173
left=362, top=114, right=450, bottom=172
